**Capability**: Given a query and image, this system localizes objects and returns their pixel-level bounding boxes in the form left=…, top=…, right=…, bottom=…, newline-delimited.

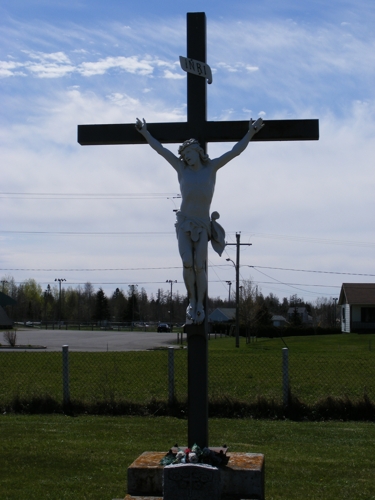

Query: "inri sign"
left=179, top=56, right=213, bottom=84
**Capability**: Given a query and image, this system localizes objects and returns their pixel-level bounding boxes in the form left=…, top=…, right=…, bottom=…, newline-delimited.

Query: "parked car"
left=157, top=323, right=171, bottom=332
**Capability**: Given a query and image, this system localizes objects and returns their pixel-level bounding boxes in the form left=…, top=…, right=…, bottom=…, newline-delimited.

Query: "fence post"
left=168, top=347, right=175, bottom=404
left=282, top=347, right=289, bottom=407
left=62, top=345, right=70, bottom=406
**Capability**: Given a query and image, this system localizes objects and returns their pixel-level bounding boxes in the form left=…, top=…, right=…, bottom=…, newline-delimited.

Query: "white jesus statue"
left=135, top=117, right=264, bottom=324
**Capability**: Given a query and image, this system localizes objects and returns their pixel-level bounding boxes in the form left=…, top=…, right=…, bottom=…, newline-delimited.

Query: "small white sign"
left=179, top=56, right=213, bottom=84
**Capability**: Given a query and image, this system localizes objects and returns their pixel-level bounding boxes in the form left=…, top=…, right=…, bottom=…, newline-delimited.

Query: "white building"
left=338, top=283, right=375, bottom=333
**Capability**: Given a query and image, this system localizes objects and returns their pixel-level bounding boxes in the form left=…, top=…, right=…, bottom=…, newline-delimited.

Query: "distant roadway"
left=3, top=328, right=181, bottom=352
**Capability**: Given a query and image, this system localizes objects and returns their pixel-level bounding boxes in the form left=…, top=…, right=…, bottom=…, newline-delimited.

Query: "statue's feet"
left=195, top=305, right=205, bottom=325
left=186, top=302, right=196, bottom=323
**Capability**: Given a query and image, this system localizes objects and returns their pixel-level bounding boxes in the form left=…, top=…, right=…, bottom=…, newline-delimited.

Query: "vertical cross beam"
left=187, top=12, right=207, bottom=151
left=186, top=322, right=209, bottom=448
left=186, top=12, right=209, bottom=449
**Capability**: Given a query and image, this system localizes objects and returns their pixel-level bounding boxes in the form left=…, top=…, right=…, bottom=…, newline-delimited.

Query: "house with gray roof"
left=287, top=307, right=312, bottom=325
left=338, top=283, right=375, bottom=333
left=271, top=315, right=288, bottom=327
left=0, top=291, right=16, bottom=329
left=208, top=308, right=236, bottom=323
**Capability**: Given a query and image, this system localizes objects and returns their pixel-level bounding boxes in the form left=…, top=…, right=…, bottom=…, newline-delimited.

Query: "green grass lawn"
left=1, top=334, right=374, bottom=411
left=1, top=414, right=374, bottom=500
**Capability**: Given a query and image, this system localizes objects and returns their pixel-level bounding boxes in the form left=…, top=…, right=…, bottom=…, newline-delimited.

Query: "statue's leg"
left=178, top=229, right=196, bottom=320
left=194, top=230, right=208, bottom=324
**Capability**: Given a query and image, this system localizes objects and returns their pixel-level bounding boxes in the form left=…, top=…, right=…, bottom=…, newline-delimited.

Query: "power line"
left=0, top=192, right=180, bottom=195
left=249, top=265, right=375, bottom=277
left=8, top=281, right=180, bottom=286
left=0, top=230, right=175, bottom=235
left=0, top=266, right=181, bottom=271
left=0, top=192, right=181, bottom=200
left=1, top=264, right=375, bottom=277
left=4, top=279, right=340, bottom=288
left=1, top=228, right=374, bottom=248
left=246, top=232, right=375, bottom=248
left=256, top=282, right=340, bottom=288
left=251, top=267, right=336, bottom=296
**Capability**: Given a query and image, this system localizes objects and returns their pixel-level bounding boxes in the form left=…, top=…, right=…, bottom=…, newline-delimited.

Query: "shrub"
left=3, top=331, right=17, bottom=347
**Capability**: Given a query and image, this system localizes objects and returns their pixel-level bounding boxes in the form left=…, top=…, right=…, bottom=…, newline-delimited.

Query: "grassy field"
left=1, top=334, right=374, bottom=413
left=1, top=414, right=375, bottom=500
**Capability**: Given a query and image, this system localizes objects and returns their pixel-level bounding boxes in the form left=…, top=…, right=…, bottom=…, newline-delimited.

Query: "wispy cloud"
left=0, top=51, right=180, bottom=80
left=163, top=69, right=184, bottom=80
left=26, top=62, right=75, bottom=78
left=106, top=92, right=139, bottom=108
left=0, top=60, right=25, bottom=77
left=216, top=62, right=259, bottom=73
left=79, top=56, right=154, bottom=77
left=24, top=50, right=71, bottom=64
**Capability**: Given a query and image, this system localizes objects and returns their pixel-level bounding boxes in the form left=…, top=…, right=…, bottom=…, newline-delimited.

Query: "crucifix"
left=78, top=12, right=319, bottom=449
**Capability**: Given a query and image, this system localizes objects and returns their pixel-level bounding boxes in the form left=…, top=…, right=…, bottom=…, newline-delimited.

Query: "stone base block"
left=164, top=463, right=220, bottom=499
left=128, top=452, right=165, bottom=497
left=127, top=451, right=264, bottom=499
left=124, top=496, right=162, bottom=500
left=220, top=453, right=264, bottom=499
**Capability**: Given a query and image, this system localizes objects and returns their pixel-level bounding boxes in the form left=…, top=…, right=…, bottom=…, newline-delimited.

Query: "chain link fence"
left=1, top=335, right=374, bottom=418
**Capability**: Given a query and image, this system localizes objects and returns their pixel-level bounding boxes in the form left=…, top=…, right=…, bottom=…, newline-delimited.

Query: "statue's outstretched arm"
left=135, top=118, right=179, bottom=170
left=213, top=118, right=264, bottom=171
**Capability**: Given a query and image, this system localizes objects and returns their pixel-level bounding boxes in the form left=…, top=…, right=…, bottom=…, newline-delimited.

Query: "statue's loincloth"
left=175, top=211, right=225, bottom=256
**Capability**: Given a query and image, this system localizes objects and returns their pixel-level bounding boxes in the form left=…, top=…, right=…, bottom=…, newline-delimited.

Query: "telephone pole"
left=226, top=281, right=232, bottom=304
left=54, top=278, right=66, bottom=323
left=226, top=232, right=252, bottom=348
left=333, top=297, right=338, bottom=327
left=129, top=284, right=138, bottom=325
left=166, top=279, right=177, bottom=326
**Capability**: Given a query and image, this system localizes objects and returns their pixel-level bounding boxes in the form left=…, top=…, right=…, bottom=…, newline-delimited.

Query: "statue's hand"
left=135, top=117, right=147, bottom=134
left=250, top=117, right=264, bottom=134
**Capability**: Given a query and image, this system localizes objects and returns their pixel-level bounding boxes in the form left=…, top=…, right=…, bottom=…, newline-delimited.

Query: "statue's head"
left=178, top=139, right=209, bottom=165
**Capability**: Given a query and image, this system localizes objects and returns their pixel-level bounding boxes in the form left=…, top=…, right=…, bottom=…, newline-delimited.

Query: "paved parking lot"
left=3, top=328, right=181, bottom=352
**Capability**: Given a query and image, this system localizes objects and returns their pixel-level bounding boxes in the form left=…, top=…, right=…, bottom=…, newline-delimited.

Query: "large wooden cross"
left=78, top=13, right=318, bottom=150
left=78, top=12, right=319, bottom=449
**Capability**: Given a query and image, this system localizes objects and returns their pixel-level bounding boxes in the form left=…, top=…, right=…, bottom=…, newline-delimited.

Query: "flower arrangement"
left=160, top=443, right=229, bottom=467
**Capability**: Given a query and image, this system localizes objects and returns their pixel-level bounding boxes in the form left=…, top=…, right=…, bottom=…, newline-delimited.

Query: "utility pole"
left=226, top=281, right=232, bottom=304
left=333, top=297, right=338, bottom=327
left=129, top=284, right=138, bottom=326
left=54, top=278, right=66, bottom=323
left=44, top=284, right=51, bottom=323
left=226, top=232, right=252, bottom=348
left=166, top=280, right=177, bottom=326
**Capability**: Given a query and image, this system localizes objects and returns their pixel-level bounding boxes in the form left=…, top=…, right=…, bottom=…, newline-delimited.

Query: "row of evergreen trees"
left=1, top=278, right=186, bottom=324
left=1, top=276, right=339, bottom=327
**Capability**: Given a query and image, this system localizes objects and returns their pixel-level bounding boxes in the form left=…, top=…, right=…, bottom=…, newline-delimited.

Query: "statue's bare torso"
left=178, top=162, right=216, bottom=220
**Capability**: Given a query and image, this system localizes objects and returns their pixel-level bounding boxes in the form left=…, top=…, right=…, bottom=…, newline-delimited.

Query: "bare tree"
left=3, top=331, right=17, bottom=347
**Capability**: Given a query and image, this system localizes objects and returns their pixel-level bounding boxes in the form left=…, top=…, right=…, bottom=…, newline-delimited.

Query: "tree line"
left=1, top=276, right=339, bottom=328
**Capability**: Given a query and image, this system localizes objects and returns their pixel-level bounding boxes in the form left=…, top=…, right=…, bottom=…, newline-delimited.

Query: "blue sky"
left=1, top=0, right=374, bottom=304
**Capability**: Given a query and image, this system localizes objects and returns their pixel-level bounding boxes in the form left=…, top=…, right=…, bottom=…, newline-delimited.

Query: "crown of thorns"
left=178, top=139, right=201, bottom=155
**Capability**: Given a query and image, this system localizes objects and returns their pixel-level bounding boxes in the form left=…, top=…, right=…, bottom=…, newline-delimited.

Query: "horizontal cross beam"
left=78, top=119, right=319, bottom=146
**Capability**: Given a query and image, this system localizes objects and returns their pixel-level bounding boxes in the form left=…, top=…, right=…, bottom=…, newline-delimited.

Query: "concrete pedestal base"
left=126, top=451, right=265, bottom=500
